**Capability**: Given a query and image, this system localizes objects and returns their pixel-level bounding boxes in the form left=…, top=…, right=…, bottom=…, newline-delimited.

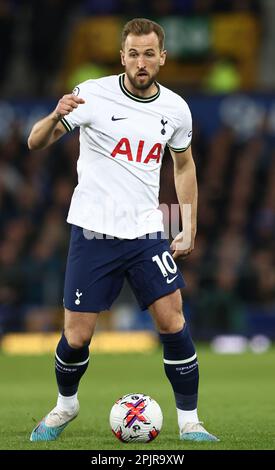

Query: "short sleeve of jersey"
left=167, top=101, right=192, bottom=153
left=60, top=83, right=91, bottom=132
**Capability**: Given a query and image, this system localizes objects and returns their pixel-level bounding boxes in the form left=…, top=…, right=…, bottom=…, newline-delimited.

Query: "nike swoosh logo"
left=166, top=275, right=178, bottom=284
left=112, top=116, right=128, bottom=121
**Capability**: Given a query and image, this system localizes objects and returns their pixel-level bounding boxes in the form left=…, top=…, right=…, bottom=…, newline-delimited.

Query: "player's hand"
left=53, top=94, right=85, bottom=120
left=170, top=231, right=195, bottom=260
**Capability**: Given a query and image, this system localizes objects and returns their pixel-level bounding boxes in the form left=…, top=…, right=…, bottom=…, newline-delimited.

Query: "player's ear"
left=160, top=50, right=167, bottom=67
left=120, top=50, right=126, bottom=66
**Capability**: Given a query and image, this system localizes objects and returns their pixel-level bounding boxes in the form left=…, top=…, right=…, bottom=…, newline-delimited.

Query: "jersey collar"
left=119, top=74, right=160, bottom=103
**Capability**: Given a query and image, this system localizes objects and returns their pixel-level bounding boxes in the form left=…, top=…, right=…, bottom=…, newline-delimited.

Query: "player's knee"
left=158, top=309, right=185, bottom=334
left=64, top=328, right=92, bottom=349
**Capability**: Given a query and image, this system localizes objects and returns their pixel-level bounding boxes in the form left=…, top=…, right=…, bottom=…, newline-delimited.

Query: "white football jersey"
left=61, top=74, right=192, bottom=239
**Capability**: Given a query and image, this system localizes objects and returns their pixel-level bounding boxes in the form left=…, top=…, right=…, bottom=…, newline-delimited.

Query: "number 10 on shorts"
left=152, top=251, right=177, bottom=278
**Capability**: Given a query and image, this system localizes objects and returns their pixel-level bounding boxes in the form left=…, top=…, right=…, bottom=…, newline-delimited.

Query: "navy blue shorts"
left=63, top=225, right=185, bottom=312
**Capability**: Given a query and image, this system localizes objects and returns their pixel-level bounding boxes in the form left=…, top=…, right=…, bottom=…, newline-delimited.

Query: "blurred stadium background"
left=0, top=0, right=275, bottom=355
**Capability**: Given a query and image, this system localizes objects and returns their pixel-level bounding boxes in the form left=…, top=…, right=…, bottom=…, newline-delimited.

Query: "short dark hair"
left=121, top=18, right=165, bottom=51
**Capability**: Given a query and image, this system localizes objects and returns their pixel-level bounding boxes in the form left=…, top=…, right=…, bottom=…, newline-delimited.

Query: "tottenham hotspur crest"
left=161, top=118, right=168, bottom=135
left=75, top=289, right=83, bottom=305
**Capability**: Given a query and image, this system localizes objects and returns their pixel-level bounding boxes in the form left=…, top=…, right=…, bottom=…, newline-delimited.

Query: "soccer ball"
left=110, top=393, right=163, bottom=443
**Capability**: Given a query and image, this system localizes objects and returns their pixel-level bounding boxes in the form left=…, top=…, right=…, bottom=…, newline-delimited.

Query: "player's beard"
left=126, top=68, right=159, bottom=91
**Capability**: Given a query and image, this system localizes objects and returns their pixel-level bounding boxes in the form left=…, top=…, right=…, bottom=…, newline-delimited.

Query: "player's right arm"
left=27, top=94, right=85, bottom=150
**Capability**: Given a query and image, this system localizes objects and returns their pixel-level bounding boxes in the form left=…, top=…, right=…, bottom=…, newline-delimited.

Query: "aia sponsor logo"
left=111, top=138, right=162, bottom=164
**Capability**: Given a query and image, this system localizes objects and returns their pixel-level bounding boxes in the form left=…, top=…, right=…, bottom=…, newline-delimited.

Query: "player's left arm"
left=169, top=145, right=198, bottom=259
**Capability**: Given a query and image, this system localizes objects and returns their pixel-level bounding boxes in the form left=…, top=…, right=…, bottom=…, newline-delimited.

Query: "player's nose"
left=137, top=58, right=146, bottom=68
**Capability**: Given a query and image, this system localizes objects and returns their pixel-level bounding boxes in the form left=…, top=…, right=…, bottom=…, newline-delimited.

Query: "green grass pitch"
left=0, top=346, right=274, bottom=450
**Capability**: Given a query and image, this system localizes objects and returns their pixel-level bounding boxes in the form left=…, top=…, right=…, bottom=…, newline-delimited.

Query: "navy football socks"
left=159, top=324, right=199, bottom=411
left=55, top=332, right=90, bottom=396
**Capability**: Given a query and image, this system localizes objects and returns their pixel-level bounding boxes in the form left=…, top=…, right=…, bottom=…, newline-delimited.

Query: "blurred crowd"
left=0, top=115, right=274, bottom=337
left=160, top=123, right=275, bottom=339
left=0, top=126, right=79, bottom=334
left=0, top=0, right=263, bottom=95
